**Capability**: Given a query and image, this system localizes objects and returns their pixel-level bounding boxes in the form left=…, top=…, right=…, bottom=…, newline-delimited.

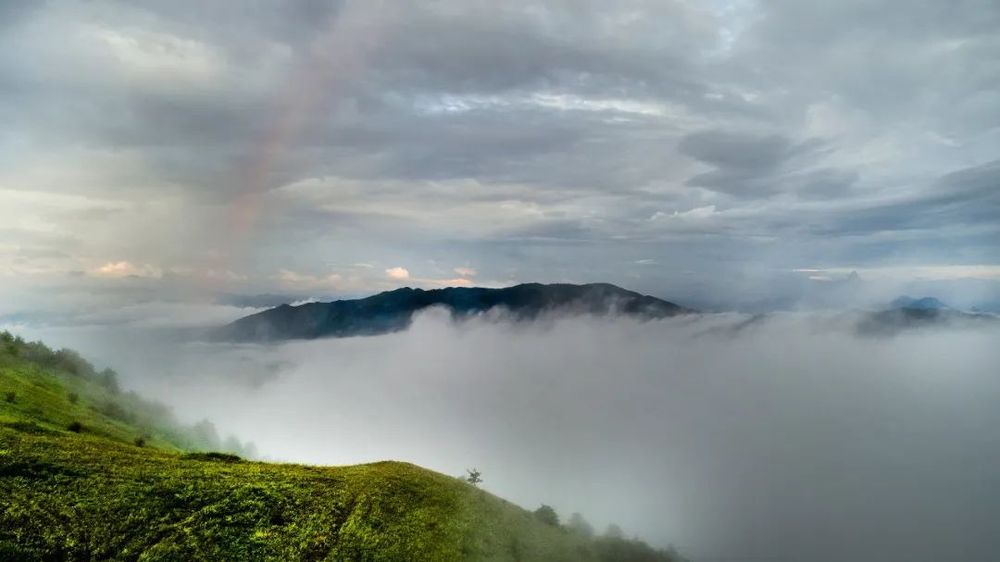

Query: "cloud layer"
left=21, top=310, right=997, bottom=562
left=1, top=0, right=998, bottom=305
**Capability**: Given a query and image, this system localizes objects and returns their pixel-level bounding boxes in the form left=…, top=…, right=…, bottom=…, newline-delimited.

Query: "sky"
left=1, top=0, right=999, bottom=314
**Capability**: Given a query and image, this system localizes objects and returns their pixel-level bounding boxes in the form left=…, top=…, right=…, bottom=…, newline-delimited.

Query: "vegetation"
left=0, top=331, right=683, bottom=561
left=0, top=331, right=253, bottom=456
left=533, top=505, right=560, bottom=527
left=465, top=468, right=483, bottom=486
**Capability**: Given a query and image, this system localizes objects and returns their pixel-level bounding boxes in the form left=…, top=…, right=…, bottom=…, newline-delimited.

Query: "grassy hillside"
left=0, top=332, right=682, bottom=562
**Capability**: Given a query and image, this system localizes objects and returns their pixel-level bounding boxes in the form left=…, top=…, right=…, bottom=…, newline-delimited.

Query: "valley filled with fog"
left=8, top=307, right=998, bottom=562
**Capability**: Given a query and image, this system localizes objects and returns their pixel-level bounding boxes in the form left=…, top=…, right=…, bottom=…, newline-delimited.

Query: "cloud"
left=651, top=205, right=717, bottom=221
left=453, top=266, right=477, bottom=278
left=797, top=264, right=1000, bottom=282
left=423, top=277, right=473, bottom=288
left=0, top=0, right=997, bottom=307
left=385, top=266, right=410, bottom=280
left=33, top=309, right=1000, bottom=562
left=92, top=261, right=162, bottom=279
left=676, top=130, right=858, bottom=200
left=274, top=269, right=342, bottom=290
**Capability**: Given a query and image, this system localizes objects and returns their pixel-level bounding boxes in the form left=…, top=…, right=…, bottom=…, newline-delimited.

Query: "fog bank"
left=11, top=310, right=1000, bottom=561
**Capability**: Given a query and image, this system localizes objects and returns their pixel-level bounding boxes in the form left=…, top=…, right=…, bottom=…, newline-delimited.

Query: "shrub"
left=67, top=421, right=83, bottom=433
left=181, top=452, right=243, bottom=463
left=98, top=400, right=135, bottom=423
left=4, top=421, right=54, bottom=435
left=534, top=504, right=559, bottom=526
left=4, top=391, right=15, bottom=403
left=134, top=436, right=146, bottom=448
left=1, top=332, right=17, bottom=356
left=465, top=468, right=483, bottom=486
left=68, top=392, right=79, bottom=405
left=53, top=348, right=96, bottom=377
left=99, top=368, right=120, bottom=393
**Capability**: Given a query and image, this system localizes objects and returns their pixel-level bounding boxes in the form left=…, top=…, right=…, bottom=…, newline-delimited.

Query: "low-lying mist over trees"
left=7, top=308, right=1000, bottom=561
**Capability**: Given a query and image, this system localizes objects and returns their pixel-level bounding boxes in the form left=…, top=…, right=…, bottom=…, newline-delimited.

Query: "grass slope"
left=0, top=334, right=680, bottom=561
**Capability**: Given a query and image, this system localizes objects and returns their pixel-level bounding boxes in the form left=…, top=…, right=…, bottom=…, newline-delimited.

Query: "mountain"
left=856, top=306, right=996, bottom=336
left=0, top=332, right=683, bottom=561
left=217, top=283, right=691, bottom=342
left=889, top=296, right=950, bottom=310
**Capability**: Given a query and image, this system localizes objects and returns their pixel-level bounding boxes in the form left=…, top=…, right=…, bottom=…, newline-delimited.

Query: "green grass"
left=0, top=334, right=681, bottom=561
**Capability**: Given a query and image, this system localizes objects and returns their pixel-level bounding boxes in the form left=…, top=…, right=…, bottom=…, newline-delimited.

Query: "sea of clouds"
left=6, top=306, right=999, bottom=562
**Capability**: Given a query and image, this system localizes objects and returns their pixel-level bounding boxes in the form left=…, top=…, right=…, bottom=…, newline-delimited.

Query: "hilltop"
left=217, top=283, right=691, bottom=342
left=889, top=296, right=950, bottom=310
left=0, top=332, right=682, bottom=561
left=853, top=295, right=998, bottom=335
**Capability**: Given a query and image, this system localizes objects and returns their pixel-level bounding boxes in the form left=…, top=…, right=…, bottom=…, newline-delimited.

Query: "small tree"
left=99, top=368, right=120, bottom=394
left=68, top=392, right=79, bottom=405
left=67, top=421, right=83, bottom=433
left=4, top=391, right=15, bottom=403
left=465, top=468, right=483, bottom=486
left=1, top=331, right=17, bottom=356
left=134, top=436, right=147, bottom=448
left=534, top=504, right=559, bottom=526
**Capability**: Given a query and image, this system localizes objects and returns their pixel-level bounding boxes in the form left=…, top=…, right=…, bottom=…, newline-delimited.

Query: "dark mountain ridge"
left=889, top=295, right=950, bottom=310
left=217, top=282, right=691, bottom=342
left=857, top=300, right=996, bottom=336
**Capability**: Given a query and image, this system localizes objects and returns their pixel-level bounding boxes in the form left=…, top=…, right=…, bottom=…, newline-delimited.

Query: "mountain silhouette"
left=217, top=282, right=691, bottom=342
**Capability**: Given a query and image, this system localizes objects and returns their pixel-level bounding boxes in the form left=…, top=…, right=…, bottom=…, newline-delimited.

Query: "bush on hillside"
left=534, top=504, right=559, bottom=526
left=99, top=368, right=120, bottom=393
left=465, top=468, right=483, bottom=485
left=97, top=400, right=135, bottom=423
left=181, top=452, right=243, bottom=463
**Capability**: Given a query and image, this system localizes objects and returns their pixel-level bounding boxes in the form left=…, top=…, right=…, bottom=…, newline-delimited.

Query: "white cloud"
left=92, top=261, right=162, bottom=278
left=650, top=205, right=717, bottom=221
left=385, top=266, right=410, bottom=280
left=424, top=277, right=473, bottom=287
left=84, top=24, right=226, bottom=88
left=800, top=265, right=1000, bottom=282
left=453, top=266, right=477, bottom=278
left=274, top=269, right=342, bottom=290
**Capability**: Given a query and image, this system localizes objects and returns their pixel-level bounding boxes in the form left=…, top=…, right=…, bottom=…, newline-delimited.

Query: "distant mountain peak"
left=216, top=282, right=692, bottom=342
left=890, top=296, right=950, bottom=310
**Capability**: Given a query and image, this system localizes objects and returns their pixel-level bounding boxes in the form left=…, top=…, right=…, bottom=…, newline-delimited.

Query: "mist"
left=7, top=307, right=999, bottom=561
